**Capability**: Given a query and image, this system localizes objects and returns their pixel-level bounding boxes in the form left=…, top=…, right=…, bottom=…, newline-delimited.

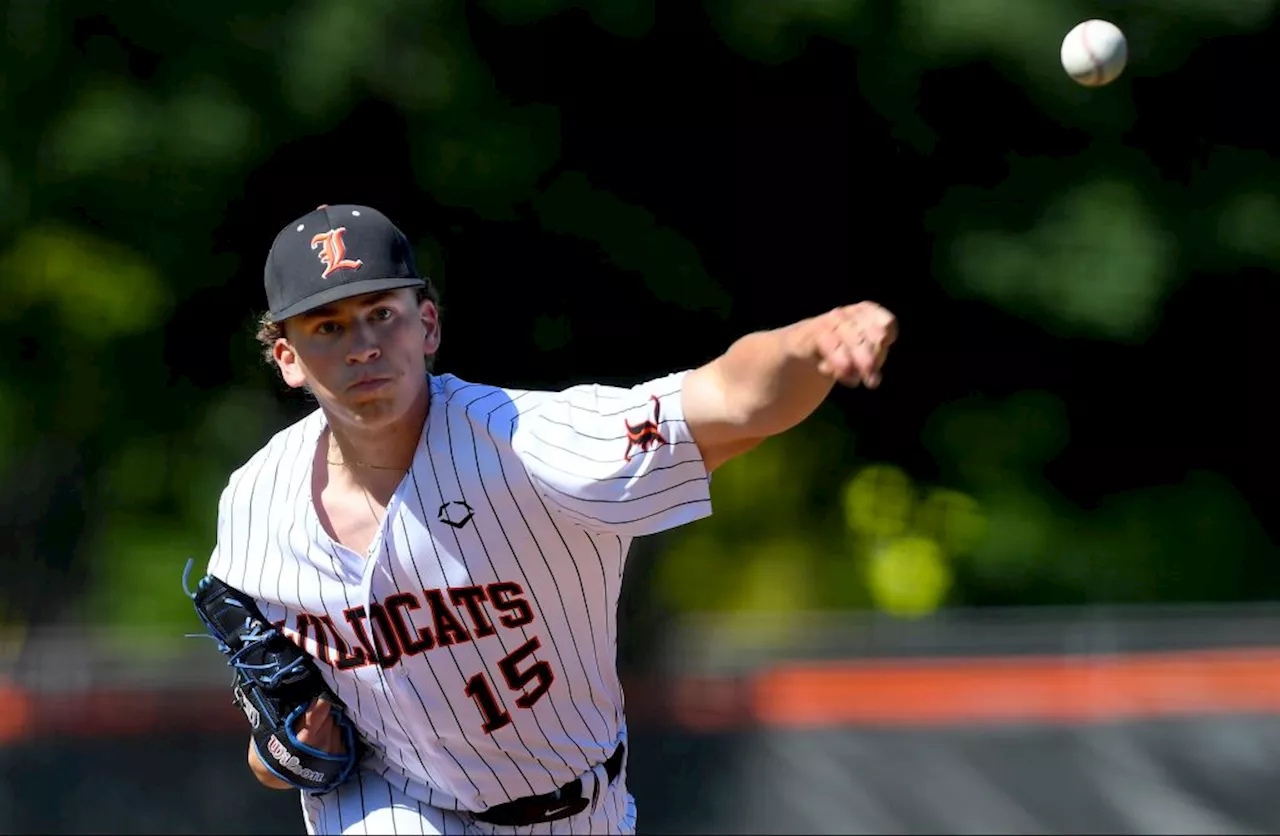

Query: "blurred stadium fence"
left=5, top=603, right=1280, bottom=834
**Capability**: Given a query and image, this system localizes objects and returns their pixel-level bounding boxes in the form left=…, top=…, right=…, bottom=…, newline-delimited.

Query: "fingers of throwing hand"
left=815, top=325, right=860, bottom=382
left=817, top=303, right=897, bottom=388
left=834, top=317, right=882, bottom=388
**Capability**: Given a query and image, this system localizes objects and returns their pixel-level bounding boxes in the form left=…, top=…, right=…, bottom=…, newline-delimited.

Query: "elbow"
left=682, top=362, right=758, bottom=446
left=699, top=434, right=765, bottom=474
left=690, top=327, right=822, bottom=441
left=683, top=365, right=769, bottom=472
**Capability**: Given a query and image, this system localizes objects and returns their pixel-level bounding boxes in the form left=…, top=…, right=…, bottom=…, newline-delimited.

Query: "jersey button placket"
left=361, top=495, right=403, bottom=657
left=361, top=490, right=402, bottom=604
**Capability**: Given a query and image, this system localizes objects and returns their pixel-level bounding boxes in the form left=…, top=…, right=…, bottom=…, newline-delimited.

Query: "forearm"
left=247, top=736, right=291, bottom=790
left=684, top=303, right=895, bottom=468
left=704, top=316, right=835, bottom=441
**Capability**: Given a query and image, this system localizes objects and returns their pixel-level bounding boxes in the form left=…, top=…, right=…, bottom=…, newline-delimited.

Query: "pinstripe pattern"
left=207, top=370, right=708, bottom=832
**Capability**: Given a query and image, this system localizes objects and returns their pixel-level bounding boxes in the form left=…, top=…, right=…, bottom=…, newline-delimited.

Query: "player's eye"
left=315, top=321, right=342, bottom=336
left=371, top=307, right=394, bottom=322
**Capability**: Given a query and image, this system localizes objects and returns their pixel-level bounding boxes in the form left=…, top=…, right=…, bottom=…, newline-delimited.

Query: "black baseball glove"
left=183, top=560, right=360, bottom=794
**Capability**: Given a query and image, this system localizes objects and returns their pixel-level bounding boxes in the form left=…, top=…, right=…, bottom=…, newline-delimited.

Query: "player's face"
left=272, top=289, right=440, bottom=430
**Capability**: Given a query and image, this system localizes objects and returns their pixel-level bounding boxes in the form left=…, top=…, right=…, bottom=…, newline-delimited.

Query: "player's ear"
left=420, top=299, right=440, bottom=357
left=272, top=338, right=308, bottom=389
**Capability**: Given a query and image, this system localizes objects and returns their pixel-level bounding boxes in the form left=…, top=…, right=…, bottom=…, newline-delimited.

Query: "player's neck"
left=325, top=385, right=429, bottom=477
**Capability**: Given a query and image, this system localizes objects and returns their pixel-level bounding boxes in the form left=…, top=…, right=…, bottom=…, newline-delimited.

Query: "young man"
left=206, top=204, right=896, bottom=834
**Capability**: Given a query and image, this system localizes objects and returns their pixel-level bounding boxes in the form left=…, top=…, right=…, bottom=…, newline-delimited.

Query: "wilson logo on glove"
left=268, top=734, right=329, bottom=784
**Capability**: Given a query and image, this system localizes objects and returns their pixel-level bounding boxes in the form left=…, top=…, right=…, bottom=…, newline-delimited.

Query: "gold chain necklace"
left=326, top=458, right=407, bottom=471
left=325, top=434, right=409, bottom=472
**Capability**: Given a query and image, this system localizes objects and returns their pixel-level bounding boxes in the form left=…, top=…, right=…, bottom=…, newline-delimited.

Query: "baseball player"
left=200, top=204, right=896, bottom=835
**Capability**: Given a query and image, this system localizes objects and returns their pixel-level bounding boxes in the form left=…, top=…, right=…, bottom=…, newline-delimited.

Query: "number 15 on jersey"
left=464, top=637, right=554, bottom=733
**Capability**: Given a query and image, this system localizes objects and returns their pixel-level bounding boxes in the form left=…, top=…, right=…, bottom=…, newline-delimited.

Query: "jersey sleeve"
left=204, top=479, right=235, bottom=581
left=510, top=370, right=713, bottom=537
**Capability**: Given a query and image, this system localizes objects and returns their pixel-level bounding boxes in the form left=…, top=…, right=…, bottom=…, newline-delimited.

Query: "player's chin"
left=344, top=390, right=416, bottom=426
left=342, top=397, right=398, bottom=425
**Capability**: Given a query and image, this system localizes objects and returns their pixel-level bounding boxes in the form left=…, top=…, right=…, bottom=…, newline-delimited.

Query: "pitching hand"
left=811, top=301, right=898, bottom=389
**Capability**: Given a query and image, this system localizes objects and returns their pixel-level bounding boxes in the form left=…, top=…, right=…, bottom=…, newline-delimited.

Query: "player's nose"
left=346, top=324, right=381, bottom=363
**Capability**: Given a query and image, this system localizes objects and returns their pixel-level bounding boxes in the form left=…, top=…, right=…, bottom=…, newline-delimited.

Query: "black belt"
left=472, top=744, right=625, bottom=827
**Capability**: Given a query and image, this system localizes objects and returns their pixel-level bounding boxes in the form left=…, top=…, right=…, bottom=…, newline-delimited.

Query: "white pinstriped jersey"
left=205, top=370, right=712, bottom=814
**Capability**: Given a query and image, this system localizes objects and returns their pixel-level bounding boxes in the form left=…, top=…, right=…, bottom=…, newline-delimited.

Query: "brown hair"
left=255, top=284, right=442, bottom=371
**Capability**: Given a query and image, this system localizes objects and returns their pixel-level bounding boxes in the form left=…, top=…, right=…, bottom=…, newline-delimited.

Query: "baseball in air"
left=1060, top=19, right=1128, bottom=87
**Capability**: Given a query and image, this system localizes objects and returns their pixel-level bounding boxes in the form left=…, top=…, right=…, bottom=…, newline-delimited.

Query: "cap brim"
left=269, top=277, right=427, bottom=322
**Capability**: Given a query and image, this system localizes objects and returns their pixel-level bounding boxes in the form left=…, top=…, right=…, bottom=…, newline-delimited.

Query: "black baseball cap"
left=264, top=204, right=427, bottom=322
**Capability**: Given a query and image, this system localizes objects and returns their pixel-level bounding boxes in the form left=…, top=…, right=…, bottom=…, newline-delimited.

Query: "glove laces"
left=180, top=557, right=309, bottom=687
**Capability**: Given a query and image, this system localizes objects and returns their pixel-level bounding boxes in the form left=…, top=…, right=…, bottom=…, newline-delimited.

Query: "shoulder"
left=430, top=373, right=556, bottom=431
left=515, top=370, right=692, bottom=423
left=219, top=407, right=324, bottom=508
left=429, top=371, right=692, bottom=447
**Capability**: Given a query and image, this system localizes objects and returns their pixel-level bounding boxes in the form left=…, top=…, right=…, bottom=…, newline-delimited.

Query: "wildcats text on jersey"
left=270, top=581, right=536, bottom=672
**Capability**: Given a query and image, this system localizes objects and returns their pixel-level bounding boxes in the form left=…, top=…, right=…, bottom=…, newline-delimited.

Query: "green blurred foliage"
left=2, top=226, right=171, bottom=340
left=947, top=178, right=1177, bottom=342
left=0, top=0, right=1274, bottom=644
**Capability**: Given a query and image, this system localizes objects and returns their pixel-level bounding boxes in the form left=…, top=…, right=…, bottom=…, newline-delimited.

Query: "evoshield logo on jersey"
left=438, top=500, right=474, bottom=529
left=310, top=227, right=363, bottom=279
left=623, top=395, right=667, bottom=462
